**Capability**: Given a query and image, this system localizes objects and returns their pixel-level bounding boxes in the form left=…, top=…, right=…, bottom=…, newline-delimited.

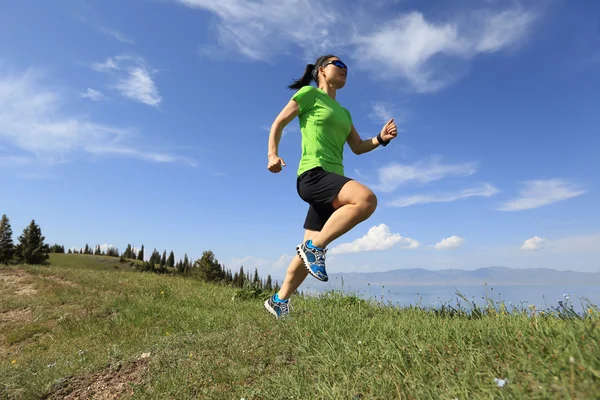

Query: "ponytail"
left=288, top=64, right=315, bottom=90
left=287, top=54, right=338, bottom=90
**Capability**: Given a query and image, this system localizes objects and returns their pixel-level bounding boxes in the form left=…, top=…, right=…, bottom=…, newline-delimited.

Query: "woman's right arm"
left=267, top=99, right=300, bottom=173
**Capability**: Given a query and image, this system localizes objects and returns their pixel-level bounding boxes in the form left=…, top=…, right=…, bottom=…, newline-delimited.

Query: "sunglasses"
left=322, top=60, right=348, bottom=71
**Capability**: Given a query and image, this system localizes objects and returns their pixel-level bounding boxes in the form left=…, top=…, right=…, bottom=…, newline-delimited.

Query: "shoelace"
left=315, top=248, right=327, bottom=267
left=280, top=301, right=290, bottom=315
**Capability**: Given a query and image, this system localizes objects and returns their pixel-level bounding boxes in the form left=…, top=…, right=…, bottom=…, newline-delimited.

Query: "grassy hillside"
left=1, top=254, right=599, bottom=399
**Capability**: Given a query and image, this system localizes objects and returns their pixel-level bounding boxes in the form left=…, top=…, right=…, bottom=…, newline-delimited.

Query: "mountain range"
left=329, top=267, right=600, bottom=286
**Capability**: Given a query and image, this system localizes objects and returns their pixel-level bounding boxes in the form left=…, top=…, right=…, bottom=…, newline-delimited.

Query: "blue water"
left=302, top=282, right=600, bottom=313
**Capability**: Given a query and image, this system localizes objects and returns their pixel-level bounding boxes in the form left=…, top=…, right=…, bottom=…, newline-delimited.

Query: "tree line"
left=0, top=214, right=279, bottom=292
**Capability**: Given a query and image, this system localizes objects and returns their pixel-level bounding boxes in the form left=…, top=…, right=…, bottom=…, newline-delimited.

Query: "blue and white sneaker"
left=297, top=239, right=328, bottom=282
left=264, top=294, right=291, bottom=319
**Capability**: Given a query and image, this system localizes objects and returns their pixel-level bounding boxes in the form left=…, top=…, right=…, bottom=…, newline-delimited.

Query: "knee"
left=359, top=190, right=377, bottom=216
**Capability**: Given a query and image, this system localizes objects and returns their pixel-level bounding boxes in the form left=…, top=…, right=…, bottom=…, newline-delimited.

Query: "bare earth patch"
left=0, top=308, right=32, bottom=324
left=45, top=359, right=149, bottom=400
left=0, top=270, right=38, bottom=295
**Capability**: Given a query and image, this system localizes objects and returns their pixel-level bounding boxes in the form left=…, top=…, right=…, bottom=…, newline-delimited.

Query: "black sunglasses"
left=321, top=60, right=347, bottom=71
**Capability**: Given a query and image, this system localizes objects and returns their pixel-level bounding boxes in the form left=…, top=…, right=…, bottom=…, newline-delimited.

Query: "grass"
left=0, top=254, right=598, bottom=399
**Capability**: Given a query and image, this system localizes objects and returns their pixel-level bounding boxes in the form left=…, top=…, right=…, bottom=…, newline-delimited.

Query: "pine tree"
left=183, top=254, right=190, bottom=275
left=16, top=220, right=49, bottom=265
left=266, top=274, right=272, bottom=291
left=138, top=245, right=144, bottom=261
left=159, top=250, right=166, bottom=272
left=123, top=244, right=132, bottom=259
left=94, top=245, right=101, bottom=256
left=238, top=266, right=245, bottom=288
left=167, top=251, right=175, bottom=269
left=253, top=268, right=260, bottom=287
left=0, top=214, right=15, bottom=265
left=273, top=280, right=280, bottom=293
left=67, top=249, right=72, bottom=254
left=195, top=250, right=224, bottom=282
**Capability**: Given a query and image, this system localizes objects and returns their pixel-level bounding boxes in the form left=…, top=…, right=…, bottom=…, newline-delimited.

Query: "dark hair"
left=288, top=54, right=338, bottom=90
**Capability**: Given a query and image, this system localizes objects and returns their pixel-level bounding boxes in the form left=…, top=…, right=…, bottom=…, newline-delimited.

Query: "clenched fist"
left=380, top=118, right=398, bottom=142
left=267, top=154, right=286, bottom=173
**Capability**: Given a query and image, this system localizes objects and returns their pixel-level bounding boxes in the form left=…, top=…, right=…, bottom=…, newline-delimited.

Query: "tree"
left=237, top=266, right=245, bottom=288
left=266, top=274, right=273, bottom=291
left=84, top=244, right=90, bottom=255
left=159, top=250, right=167, bottom=272
left=94, top=245, right=101, bottom=256
left=183, top=254, right=190, bottom=275
left=273, top=280, right=280, bottom=294
left=0, top=214, right=15, bottom=265
left=137, top=245, right=144, bottom=261
left=253, top=268, right=260, bottom=288
left=195, top=250, right=224, bottom=282
left=16, top=220, right=49, bottom=265
left=123, top=244, right=132, bottom=259
left=167, top=251, right=175, bottom=269
left=48, top=244, right=65, bottom=253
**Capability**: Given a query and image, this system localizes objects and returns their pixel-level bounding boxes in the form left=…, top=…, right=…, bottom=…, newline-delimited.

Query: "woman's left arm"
left=346, top=119, right=398, bottom=155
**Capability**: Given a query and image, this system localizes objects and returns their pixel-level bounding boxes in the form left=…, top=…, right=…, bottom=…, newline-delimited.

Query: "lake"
left=301, top=281, right=600, bottom=314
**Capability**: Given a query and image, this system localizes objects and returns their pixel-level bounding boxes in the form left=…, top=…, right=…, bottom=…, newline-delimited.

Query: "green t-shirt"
left=291, top=85, right=353, bottom=177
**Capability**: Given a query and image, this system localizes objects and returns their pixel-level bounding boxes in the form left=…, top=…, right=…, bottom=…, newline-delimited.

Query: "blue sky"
left=1, top=0, right=599, bottom=281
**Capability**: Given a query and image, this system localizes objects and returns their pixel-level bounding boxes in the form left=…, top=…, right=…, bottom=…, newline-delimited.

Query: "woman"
left=264, top=54, right=398, bottom=318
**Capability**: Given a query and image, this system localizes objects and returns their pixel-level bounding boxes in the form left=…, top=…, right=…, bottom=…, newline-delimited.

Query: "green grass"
left=1, top=254, right=599, bottom=399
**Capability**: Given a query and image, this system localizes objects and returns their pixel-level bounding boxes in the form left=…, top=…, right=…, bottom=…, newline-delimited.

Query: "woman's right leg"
left=311, top=180, right=377, bottom=249
left=277, top=229, right=319, bottom=300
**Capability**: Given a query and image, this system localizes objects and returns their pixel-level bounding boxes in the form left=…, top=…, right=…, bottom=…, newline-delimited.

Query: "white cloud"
left=100, top=27, right=136, bottom=44
left=92, top=56, right=162, bottom=107
left=434, top=235, right=464, bottom=251
left=330, top=224, right=419, bottom=254
left=352, top=8, right=537, bottom=92
left=374, top=156, right=477, bottom=193
left=81, top=88, right=105, bottom=101
left=497, top=179, right=586, bottom=211
left=178, top=1, right=538, bottom=91
left=521, top=236, right=546, bottom=251
left=0, top=67, right=189, bottom=165
left=369, top=102, right=394, bottom=124
left=178, top=0, right=339, bottom=60
left=389, top=183, right=499, bottom=207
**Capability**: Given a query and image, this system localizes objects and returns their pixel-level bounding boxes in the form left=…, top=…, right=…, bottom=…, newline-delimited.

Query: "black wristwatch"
left=377, top=133, right=389, bottom=147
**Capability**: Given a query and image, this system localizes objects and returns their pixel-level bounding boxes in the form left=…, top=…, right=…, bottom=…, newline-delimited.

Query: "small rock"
left=140, top=352, right=151, bottom=359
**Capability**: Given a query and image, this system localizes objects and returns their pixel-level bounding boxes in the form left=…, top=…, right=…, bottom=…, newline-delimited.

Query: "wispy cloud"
left=0, top=155, right=32, bottom=167
left=497, top=179, right=586, bottom=211
left=368, top=101, right=406, bottom=126
left=434, top=235, right=464, bottom=251
left=178, top=1, right=539, bottom=91
left=100, top=27, right=136, bottom=44
left=521, top=236, right=546, bottom=251
left=389, top=183, right=499, bottom=207
left=178, top=0, right=339, bottom=60
left=92, top=56, right=162, bottom=107
left=374, top=156, right=477, bottom=193
left=352, top=8, right=537, bottom=92
left=0, top=66, right=189, bottom=166
left=81, top=88, right=105, bottom=101
left=330, top=224, right=419, bottom=254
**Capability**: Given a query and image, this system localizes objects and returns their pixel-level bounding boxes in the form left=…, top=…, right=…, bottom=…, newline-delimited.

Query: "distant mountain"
left=329, top=267, right=600, bottom=286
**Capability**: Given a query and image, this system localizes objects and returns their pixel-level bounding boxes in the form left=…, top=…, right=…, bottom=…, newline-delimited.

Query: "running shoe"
left=297, top=239, right=328, bottom=282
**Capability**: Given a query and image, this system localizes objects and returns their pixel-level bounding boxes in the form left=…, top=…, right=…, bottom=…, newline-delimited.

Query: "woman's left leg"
left=277, top=229, right=319, bottom=300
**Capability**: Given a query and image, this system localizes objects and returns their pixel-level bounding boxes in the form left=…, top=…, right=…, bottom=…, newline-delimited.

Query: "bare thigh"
left=331, top=180, right=377, bottom=209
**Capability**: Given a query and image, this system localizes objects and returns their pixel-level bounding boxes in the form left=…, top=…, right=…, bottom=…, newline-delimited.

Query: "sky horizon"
left=1, top=0, right=599, bottom=282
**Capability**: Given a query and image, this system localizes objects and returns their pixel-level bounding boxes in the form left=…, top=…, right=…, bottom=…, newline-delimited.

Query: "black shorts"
left=296, top=167, right=353, bottom=231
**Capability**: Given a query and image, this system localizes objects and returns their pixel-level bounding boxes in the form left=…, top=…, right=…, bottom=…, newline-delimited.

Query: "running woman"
left=264, top=55, right=398, bottom=318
